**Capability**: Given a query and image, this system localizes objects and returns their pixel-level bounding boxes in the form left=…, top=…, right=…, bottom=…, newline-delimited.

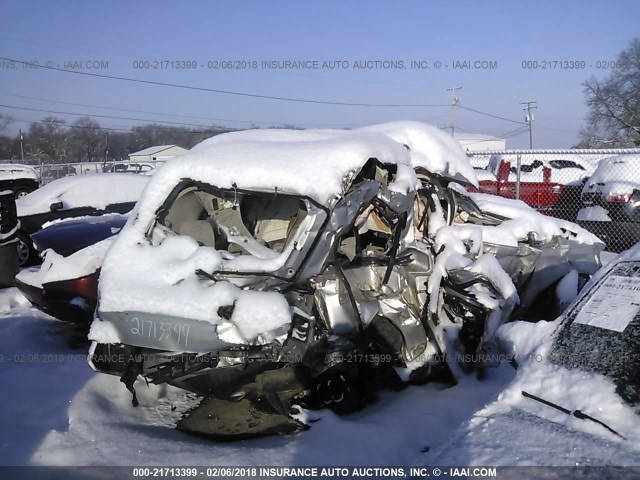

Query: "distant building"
left=128, top=145, right=188, bottom=162
left=454, top=133, right=506, bottom=152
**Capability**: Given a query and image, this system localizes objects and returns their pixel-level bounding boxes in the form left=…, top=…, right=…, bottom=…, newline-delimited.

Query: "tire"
left=313, top=362, right=365, bottom=414
left=16, top=232, right=38, bottom=267
left=14, top=188, right=32, bottom=199
left=11, top=180, right=37, bottom=200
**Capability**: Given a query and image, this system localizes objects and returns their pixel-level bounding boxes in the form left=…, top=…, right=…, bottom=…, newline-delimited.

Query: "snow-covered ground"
left=2, top=283, right=639, bottom=467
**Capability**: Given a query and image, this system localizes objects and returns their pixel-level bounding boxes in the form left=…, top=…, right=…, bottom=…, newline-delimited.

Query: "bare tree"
left=27, top=116, right=68, bottom=162
left=0, top=114, right=12, bottom=134
left=0, top=115, right=16, bottom=159
left=581, top=38, right=640, bottom=147
left=69, top=117, right=104, bottom=162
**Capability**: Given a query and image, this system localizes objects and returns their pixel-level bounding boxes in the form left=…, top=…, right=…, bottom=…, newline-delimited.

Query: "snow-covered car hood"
left=422, top=401, right=640, bottom=466
left=15, top=213, right=129, bottom=290
left=17, top=237, right=114, bottom=289
left=16, top=173, right=149, bottom=217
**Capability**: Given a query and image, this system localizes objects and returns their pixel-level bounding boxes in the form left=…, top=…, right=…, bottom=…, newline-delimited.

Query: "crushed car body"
left=87, top=122, right=603, bottom=438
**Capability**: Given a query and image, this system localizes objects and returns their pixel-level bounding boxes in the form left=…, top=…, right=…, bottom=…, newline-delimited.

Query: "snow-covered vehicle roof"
left=0, top=164, right=40, bottom=182
left=16, top=173, right=149, bottom=217
left=145, top=127, right=415, bottom=207
left=137, top=121, right=477, bottom=213
left=582, top=153, right=640, bottom=197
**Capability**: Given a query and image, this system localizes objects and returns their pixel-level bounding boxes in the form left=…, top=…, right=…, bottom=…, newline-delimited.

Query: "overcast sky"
left=1, top=0, right=639, bottom=148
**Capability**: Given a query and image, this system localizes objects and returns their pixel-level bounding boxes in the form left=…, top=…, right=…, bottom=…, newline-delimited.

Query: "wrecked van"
left=88, top=122, right=602, bottom=438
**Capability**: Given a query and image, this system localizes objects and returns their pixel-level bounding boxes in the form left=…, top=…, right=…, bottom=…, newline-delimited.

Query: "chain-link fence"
left=1, top=159, right=167, bottom=182
left=7, top=150, right=640, bottom=253
left=468, top=149, right=640, bottom=253
left=34, top=159, right=167, bottom=184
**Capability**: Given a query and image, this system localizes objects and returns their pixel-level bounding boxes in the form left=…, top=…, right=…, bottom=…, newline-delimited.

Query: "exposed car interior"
left=159, top=185, right=308, bottom=255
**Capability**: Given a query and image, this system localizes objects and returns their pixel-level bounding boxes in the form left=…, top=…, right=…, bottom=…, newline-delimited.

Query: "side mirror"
left=50, top=201, right=63, bottom=212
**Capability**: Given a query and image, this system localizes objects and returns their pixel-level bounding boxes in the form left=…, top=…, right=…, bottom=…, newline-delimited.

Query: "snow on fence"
left=467, top=149, right=640, bottom=253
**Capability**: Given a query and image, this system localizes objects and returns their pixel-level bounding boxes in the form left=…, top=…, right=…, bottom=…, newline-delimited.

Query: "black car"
left=0, top=189, right=19, bottom=287
left=549, top=258, right=640, bottom=405
left=15, top=173, right=148, bottom=266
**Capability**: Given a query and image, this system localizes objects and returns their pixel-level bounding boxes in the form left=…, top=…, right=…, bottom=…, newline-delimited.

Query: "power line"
left=1, top=100, right=562, bottom=147
left=0, top=56, right=450, bottom=108
left=0, top=92, right=358, bottom=128
left=0, top=103, right=218, bottom=128
left=500, top=125, right=531, bottom=138
left=457, top=105, right=526, bottom=125
left=1, top=56, right=549, bottom=129
left=0, top=57, right=568, bottom=134
left=461, top=126, right=529, bottom=146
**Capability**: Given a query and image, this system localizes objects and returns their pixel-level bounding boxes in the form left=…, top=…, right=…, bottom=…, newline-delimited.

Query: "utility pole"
left=19, top=129, right=24, bottom=161
left=104, top=131, right=109, bottom=163
left=447, top=86, right=462, bottom=137
left=521, top=101, right=537, bottom=149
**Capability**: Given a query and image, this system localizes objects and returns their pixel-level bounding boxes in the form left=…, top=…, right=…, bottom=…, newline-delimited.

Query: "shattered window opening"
left=157, top=183, right=309, bottom=256
left=337, top=199, right=403, bottom=263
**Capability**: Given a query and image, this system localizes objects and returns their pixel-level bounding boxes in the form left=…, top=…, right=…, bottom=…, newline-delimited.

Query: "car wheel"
left=16, top=232, right=37, bottom=267
left=14, top=188, right=32, bottom=199
left=313, top=362, right=364, bottom=414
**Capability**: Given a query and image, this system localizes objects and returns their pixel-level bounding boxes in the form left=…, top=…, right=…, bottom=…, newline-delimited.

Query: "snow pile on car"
left=493, top=317, right=640, bottom=449
left=16, top=173, right=149, bottom=216
left=582, top=153, right=640, bottom=197
left=97, top=233, right=291, bottom=336
left=135, top=128, right=414, bottom=209
left=462, top=191, right=602, bottom=246
left=0, top=164, right=40, bottom=181
left=16, top=237, right=114, bottom=288
left=356, top=121, right=478, bottom=187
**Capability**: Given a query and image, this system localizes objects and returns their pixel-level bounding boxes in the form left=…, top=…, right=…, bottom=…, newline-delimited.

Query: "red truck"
left=476, top=155, right=567, bottom=213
